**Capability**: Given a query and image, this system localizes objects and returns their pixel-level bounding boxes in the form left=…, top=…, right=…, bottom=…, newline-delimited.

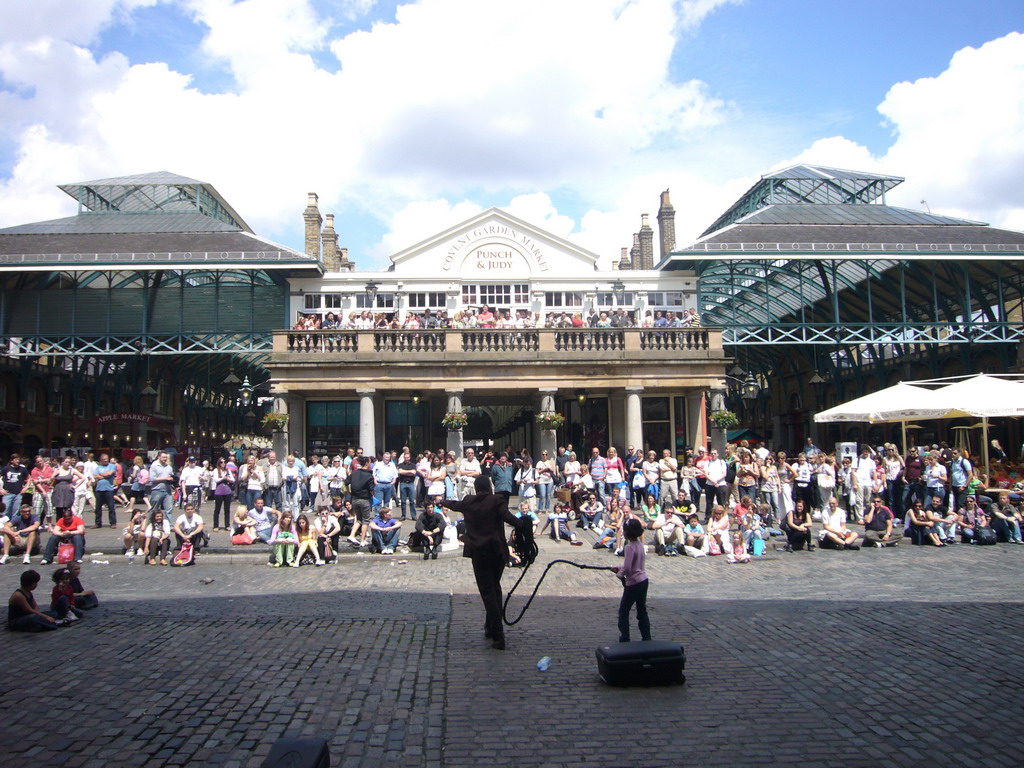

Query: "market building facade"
left=270, top=200, right=729, bottom=459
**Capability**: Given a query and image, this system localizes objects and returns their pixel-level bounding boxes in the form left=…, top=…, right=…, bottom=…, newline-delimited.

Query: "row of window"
left=304, top=288, right=676, bottom=311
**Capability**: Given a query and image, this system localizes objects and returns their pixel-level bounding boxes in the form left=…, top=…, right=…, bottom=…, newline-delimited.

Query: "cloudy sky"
left=0, top=0, right=1021, bottom=268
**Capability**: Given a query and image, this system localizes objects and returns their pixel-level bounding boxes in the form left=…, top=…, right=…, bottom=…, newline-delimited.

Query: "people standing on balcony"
left=477, top=304, right=495, bottom=328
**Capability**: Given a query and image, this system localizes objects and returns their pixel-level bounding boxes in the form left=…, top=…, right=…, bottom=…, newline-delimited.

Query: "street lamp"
left=365, top=280, right=380, bottom=307
left=742, top=374, right=760, bottom=402
left=576, top=390, right=587, bottom=406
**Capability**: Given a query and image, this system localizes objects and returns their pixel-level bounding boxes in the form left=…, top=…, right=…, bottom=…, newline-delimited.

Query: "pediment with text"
left=388, top=208, right=600, bottom=278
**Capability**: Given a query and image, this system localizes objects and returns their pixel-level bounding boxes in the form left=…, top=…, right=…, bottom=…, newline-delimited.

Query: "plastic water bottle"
left=536, top=656, right=551, bottom=671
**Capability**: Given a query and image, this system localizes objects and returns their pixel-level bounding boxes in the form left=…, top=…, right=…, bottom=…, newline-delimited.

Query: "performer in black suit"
left=442, top=475, right=520, bottom=650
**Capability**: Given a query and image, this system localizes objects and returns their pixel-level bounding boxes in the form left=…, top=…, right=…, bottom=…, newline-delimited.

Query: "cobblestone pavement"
left=2, top=533, right=1023, bottom=767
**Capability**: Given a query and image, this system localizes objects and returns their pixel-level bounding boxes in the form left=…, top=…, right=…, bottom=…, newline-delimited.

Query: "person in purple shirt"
left=611, top=518, right=651, bottom=642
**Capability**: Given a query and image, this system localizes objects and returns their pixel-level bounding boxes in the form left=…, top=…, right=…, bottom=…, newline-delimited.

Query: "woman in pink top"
left=612, top=518, right=651, bottom=642
left=708, top=504, right=732, bottom=555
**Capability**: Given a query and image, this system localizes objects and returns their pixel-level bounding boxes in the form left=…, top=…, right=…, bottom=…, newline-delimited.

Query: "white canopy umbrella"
left=928, top=374, right=1024, bottom=470
left=814, top=382, right=953, bottom=451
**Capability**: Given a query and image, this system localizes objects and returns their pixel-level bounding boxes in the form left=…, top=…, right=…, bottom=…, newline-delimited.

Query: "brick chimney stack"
left=617, top=246, right=631, bottom=270
left=321, top=213, right=340, bottom=272
left=629, top=232, right=640, bottom=269
left=338, top=246, right=353, bottom=272
left=657, top=189, right=675, bottom=262
left=638, top=213, right=654, bottom=270
left=303, top=193, right=322, bottom=262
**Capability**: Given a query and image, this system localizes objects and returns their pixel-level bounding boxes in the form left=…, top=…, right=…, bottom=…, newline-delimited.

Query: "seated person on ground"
left=293, top=514, right=323, bottom=566
left=369, top=506, right=402, bottom=554
left=246, top=497, right=279, bottom=544
left=232, top=503, right=258, bottom=542
left=682, top=515, right=705, bottom=555
left=7, top=569, right=60, bottom=632
left=314, top=506, right=341, bottom=562
left=67, top=562, right=98, bottom=609
left=956, top=496, right=989, bottom=544
left=578, top=493, right=604, bottom=530
left=122, top=507, right=148, bottom=557
left=726, top=532, right=751, bottom=564
left=539, top=502, right=583, bottom=545
left=708, top=505, right=732, bottom=555
left=670, top=491, right=695, bottom=520
left=145, top=509, right=172, bottom=565
left=989, top=492, right=1023, bottom=544
left=819, top=497, right=860, bottom=550
left=40, top=507, right=86, bottom=564
left=639, top=494, right=660, bottom=530
left=925, top=495, right=958, bottom=543
left=412, top=502, right=446, bottom=560
left=50, top=567, right=83, bottom=622
left=742, top=506, right=771, bottom=552
left=784, top=500, right=813, bottom=552
left=268, top=511, right=298, bottom=566
left=2, top=504, right=41, bottom=565
left=651, top=505, right=685, bottom=555
left=907, top=500, right=945, bottom=547
left=174, top=504, right=205, bottom=555
left=862, top=496, right=903, bottom=547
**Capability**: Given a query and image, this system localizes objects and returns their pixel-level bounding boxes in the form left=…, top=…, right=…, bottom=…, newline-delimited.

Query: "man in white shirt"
left=703, top=449, right=728, bottom=521
left=174, top=504, right=205, bottom=554
left=658, top=449, right=679, bottom=506
left=261, top=451, right=285, bottom=511
left=818, top=497, right=859, bottom=550
left=853, top=447, right=876, bottom=523
left=372, top=451, right=398, bottom=508
left=457, top=448, right=481, bottom=499
left=178, top=456, right=205, bottom=509
left=652, top=507, right=685, bottom=555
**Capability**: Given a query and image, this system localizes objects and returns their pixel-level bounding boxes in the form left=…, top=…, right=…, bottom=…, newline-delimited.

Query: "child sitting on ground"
left=67, top=562, right=98, bottom=609
left=122, top=507, right=148, bottom=559
left=50, top=567, right=83, bottom=621
left=726, top=532, right=751, bottom=564
left=268, top=512, right=298, bottom=567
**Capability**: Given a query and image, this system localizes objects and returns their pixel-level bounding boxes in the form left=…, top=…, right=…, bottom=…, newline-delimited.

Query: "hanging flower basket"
left=262, top=413, right=290, bottom=430
left=534, top=411, right=565, bottom=430
left=441, top=412, right=469, bottom=431
left=709, top=409, right=738, bottom=429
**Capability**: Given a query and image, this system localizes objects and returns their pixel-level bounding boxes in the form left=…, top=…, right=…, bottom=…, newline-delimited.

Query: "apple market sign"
left=442, top=224, right=550, bottom=274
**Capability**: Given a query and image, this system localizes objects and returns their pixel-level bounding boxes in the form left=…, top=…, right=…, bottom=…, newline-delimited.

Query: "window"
left=385, top=400, right=428, bottom=454
left=26, top=387, right=38, bottom=413
left=647, top=292, right=683, bottom=307
left=304, top=294, right=322, bottom=309
left=355, top=293, right=394, bottom=309
left=0, top=383, right=6, bottom=410
left=544, top=291, right=584, bottom=307
left=323, top=293, right=342, bottom=309
left=307, top=401, right=360, bottom=458
left=597, top=292, right=634, bottom=307
left=53, top=392, right=63, bottom=416
left=462, top=284, right=529, bottom=307
left=408, top=292, right=446, bottom=308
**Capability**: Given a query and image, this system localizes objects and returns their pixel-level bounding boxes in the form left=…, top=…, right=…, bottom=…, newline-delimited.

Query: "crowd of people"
left=4, top=435, right=1022, bottom=579
left=292, top=305, right=701, bottom=331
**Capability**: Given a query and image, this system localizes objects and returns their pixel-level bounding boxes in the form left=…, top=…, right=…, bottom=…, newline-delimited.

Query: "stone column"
left=535, top=388, right=558, bottom=458
left=709, top=389, right=727, bottom=454
left=625, top=386, right=644, bottom=454
left=685, top=392, right=703, bottom=451
left=286, top=394, right=305, bottom=456
left=271, top=395, right=288, bottom=458
left=446, top=390, right=464, bottom=456
left=357, top=389, right=376, bottom=457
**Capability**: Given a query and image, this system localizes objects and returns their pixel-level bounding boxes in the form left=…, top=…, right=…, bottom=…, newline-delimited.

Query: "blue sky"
left=0, top=0, right=1021, bottom=268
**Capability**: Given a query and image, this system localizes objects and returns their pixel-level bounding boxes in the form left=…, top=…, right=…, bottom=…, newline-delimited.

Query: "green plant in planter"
left=262, top=413, right=290, bottom=430
left=441, top=412, right=469, bottom=431
left=534, top=411, right=565, bottom=430
left=709, top=409, right=738, bottom=429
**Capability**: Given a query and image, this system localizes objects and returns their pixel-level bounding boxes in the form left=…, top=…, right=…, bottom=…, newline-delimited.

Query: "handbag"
left=973, top=526, right=997, bottom=545
left=57, top=541, right=75, bottom=564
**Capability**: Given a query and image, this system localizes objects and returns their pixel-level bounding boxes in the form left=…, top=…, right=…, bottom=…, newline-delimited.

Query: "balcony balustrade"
left=275, top=327, right=720, bottom=360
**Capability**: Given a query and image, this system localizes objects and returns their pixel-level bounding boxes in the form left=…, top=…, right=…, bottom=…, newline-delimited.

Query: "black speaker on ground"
left=595, top=641, right=686, bottom=686
left=261, top=738, right=330, bottom=768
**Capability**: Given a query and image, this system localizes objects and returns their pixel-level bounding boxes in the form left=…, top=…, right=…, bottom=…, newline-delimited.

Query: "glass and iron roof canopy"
left=701, top=164, right=904, bottom=236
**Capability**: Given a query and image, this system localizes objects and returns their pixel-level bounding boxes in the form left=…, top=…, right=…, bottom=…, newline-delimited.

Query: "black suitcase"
left=261, top=738, right=330, bottom=768
left=595, top=641, right=686, bottom=687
